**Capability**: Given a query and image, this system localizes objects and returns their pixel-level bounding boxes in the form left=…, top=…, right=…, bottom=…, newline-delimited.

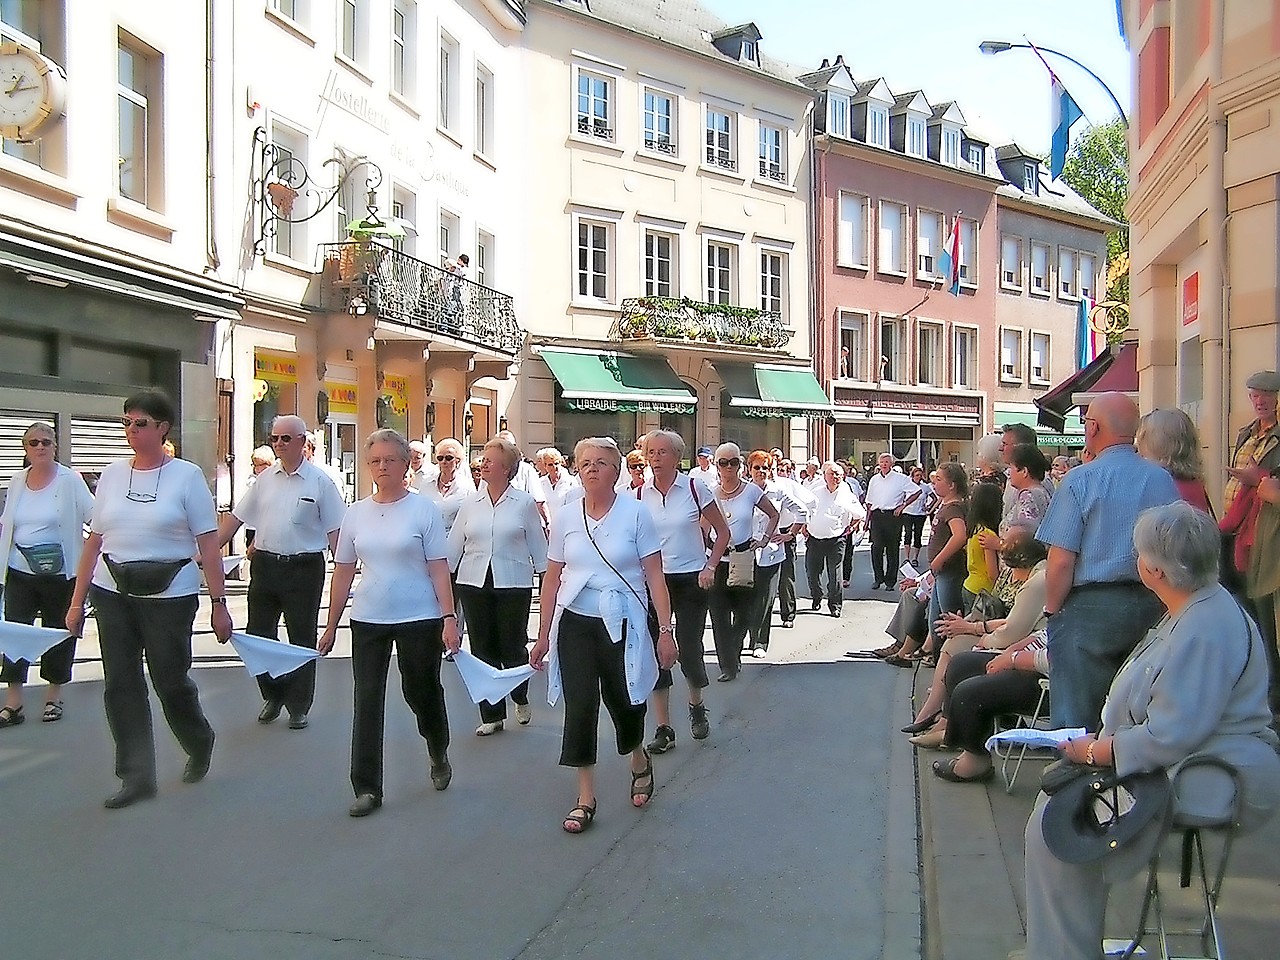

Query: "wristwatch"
left=658, top=624, right=674, bottom=636
left=210, top=596, right=227, bottom=606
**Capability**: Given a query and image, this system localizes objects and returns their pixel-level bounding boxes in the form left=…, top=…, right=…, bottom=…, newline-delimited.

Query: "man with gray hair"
left=799, top=461, right=863, bottom=617
left=218, top=416, right=347, bottom=729
left=864, top=452, right=920, bottom=590
left=407, top=439, right=438, bottom=493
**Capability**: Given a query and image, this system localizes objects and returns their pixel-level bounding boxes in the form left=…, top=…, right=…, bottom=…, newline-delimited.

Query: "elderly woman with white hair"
left=420, top=437, right=474, bottom=536
left=1022, top=502, right=1280, bottom=959
left=449, top=437, right=547, bottom=735
left=536, top=447, right=580, bottom=525
left=530, top=437, right=676, bottom=834
left=973, top=433, right=1007, bottom=491
left=707, top=442, right=780, bottom=682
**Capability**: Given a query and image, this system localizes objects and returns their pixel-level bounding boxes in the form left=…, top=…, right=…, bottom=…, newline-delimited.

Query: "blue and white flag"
left=1050, top=77, right=1083, bottom=180
left=936, top=217, right=962, bottom=296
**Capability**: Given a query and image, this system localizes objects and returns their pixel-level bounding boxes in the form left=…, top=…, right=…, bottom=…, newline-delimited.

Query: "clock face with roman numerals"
left=0, top=43, right=64, bottom=141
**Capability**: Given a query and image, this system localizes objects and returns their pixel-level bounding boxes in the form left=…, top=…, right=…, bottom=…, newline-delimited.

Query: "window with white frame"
left=917, top=210, right=943, bottom=278
left=906, top=117, right=926, bottom=158
left=1058, top=247, right=1079, bottom=299
left=340, top=0, right=368, bottom=64
left=758, top=122, right=785, bottom=181
left=270, top=0, right=305, bottom=23
left=267, top=121, right=307, bottom=261
left=643, top=88, right=676, bottom=155
left=879, top=315, right=908, bottom=382
left=1029, top=332, right=1051, bottom=383
left=644, top=230, right=676, bottom=297
left=958, top=218, right=977, bottom=284
left=952, top=326, right=977, bottom=388
left=390, top=1, right=415, bottom=98
left=965, top=142, right=984, bottom=172
left=475, top=64, right=494, bottom=157
left=476, top=230, right=494, bottom=288
left=741, top=39, right=757, bottom=63
left=828, top=93, right=849, bottom=138
left=867, top=104, right=888, bottom=147
left=917, top=322, right=944, bottom=386
left=837, top=192, right=869, bottom=268
left=760, top=250, right=785, bottom=319
left=576, top=218, right=613, bottom=301
left=1000, top=328, right=1023, bottom=382
left=878, top=201, right=907, bottom=274
left=1030, top=241, right=1051, bottom=294
left=576, top=70, right=613, bottom=141
left=117, top=35, right=161, bottom=209
left=838, top=311, right=868, bottom=381
left=1023, top=161, right=1038, bottom=194
left=390, top=185, right=416, bottom=255
left=1001, top=235, right=1023, bottom=289
left=706, top=241, right=735, bottom=304
left=705, top=108, right=735, bottom=170
left=942, top=128, right=961, bottom=166
left=439, top=209, right=460, bottom=266
left=1079, top=254, right=1096, bottom=300
left=439, top=33, right=459, bottom=131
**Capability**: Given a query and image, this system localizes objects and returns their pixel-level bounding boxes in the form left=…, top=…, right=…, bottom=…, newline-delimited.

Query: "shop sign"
left=255, top=352, right=298, bottom=383
left=380, top=374, right=409, bottom=435
left=326, top=382, right=359, bottom=416
left=734, top=405, right=831, bottom=420
left=835, top=387, right=981, bottom=418
left=1182, top=273, right=1199, bottom=326
left=565, top=397, right=696, bottom=415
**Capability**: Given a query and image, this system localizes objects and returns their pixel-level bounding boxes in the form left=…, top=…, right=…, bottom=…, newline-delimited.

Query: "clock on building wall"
left=0, top=42, right=66, bottom=142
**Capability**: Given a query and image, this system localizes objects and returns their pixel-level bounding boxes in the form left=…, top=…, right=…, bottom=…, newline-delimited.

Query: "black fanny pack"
left=16, top=543, right=64, bottom=575
left=104, top=555, right=191, bottom=597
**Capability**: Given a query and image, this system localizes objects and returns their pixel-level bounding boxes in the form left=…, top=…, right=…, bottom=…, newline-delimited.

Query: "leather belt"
left=254, top=550, right=324, bottom=563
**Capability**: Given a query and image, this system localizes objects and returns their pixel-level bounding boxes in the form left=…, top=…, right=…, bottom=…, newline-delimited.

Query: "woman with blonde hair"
left=1136, top=408, right=1211, bottom=513
left=421, top=437, right=474, bottom=536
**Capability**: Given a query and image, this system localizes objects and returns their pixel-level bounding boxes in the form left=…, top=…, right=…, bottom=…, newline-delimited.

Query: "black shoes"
left=349, top=793, right=382, bottom=817
left=716, top=671, right=737, bottom=683
left=810, top=599, right=821, bottom=611
left=647, top=724, right=676, bottom=754
left=430, top=757, right=453, bottom=791
left=258, top=700, right=283, bottom=724
left=288, top=713, right=309, bottom=730
left=830, top=606, right=842, bottom=618
left=104, top=783, right=157, bottom=809
left=689, top=703, right=710, bottom=740
left=183, top=742, right=213, bottom=784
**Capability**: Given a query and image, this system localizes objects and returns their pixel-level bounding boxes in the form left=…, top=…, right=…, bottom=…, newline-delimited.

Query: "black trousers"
left=349, top=618, right=449, bottom=800
left=944, top=650, right=1046, bottom=755
left=1, top=568, right=76, bottom=685
left=777, top=539, right=798, bottom=623
left=246, top=551, right=325, bottom=716
left=709, top=561, right=754, bottom=677
left=805, top=535, right=844, bottom=611
left=747, top=562, right=782, bottom=651
left=868, top=509, right=903, bottom=586
left=901, top=514, right=926, bottom=549
left=841, top=530, right=857, bottom=584
left=653, top=571, right=709, bottom=691
left=91, top=586, right=213, bottom=791
left=557, top=609, right=646, bottom=767
left=456, top=570, right=532, bottom=723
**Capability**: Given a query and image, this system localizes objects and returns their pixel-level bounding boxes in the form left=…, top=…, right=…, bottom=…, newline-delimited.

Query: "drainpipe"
left=1203, top=0, right=1227, bottom=502
left=811, top=131, right=826, bottom=458
left=205, top=0, right=221, bottom=272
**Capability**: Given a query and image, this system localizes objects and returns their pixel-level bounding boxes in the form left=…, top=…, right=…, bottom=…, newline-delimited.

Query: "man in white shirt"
left=495, top=430, right=548, bottom=524
left=802, top=457, right=824, bottom=494
left=771, top=467, right=816, bottom=627
left=407, top=440, right=439, bottom=493
left=218, top=416, right=347, bottom=729
left=689, top=446, right=717, bottom=488
left=864, top=452, right=921, bottom=590
left=536, top=446, right=581, bottom=525
left=799, top=462, right=863, bottom=617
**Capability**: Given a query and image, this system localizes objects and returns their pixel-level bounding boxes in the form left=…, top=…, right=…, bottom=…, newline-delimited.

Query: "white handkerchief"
left=221, top=555, right=246, bottom=575
left=0, top=618, right=72, bottom=663
left=229, top=631, right=321, bottom=679
left=452, top=649, right=536, bottom=705
left=984, top=726, right=1087, bottom=753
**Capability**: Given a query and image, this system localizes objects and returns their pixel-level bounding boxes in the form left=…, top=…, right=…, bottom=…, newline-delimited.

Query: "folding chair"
left=1117, top=757, right=1244, bottom=960
left=991, top=676, right=1052, bottom=793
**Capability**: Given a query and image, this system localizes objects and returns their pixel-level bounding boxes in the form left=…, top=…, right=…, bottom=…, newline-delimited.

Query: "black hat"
left=1041, top=765, right=1171, bottom=864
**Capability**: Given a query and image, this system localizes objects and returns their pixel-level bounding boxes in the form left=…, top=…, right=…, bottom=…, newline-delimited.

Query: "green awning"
left=994, top=408, right=1085, bottom=443
left=540, top=348, right=696, bottom=414
left=715, top=362, right=832, bottom=419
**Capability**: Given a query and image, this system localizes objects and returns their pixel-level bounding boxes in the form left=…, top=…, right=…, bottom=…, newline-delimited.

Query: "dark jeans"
left=944, top=650, right=1046, bottom=754
left=652, top=571, right=709, bottom=691
left=902, top=514, right=926, bottom=549
left=246, top=551, right=325, bottom=716
left=869, top=509, right=903, bottom=586
left=349, top=618, right=449, bottom=800
left=1, top=568, right=76, bottom=685
left=841, top=530, right=857, bottom=584
left=777, top=539, right=798, bottom=623
left=748, top=562, right=782, bottom=651
left=709, top=560, right=755, bottom=677
left=805, top=535, right=845, bottom=611
left=91, top=586, right=213, bottom=791
left=456, top=570, right=532, bottom=723
left=557, top=609, right=646, bottom=767
left=1047, top=583, right=1163, bottom=729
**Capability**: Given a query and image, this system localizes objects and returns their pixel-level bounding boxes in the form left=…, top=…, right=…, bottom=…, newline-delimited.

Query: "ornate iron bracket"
left=251, top=126, right=384, bottom=258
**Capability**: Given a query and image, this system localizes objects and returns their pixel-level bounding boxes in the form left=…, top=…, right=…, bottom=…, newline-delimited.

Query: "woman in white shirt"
left=420, top=437, right=474, bottom=537
left=0, top=422, right=94, bottom=727
left=529, top=437, right=676, bottom=835
left=66, top=390, right=233, bottom=810
left=744, top=451, right=809, bottom=658
left=900, top=466, right=931, bottom=567
left=707, top=442, right=780, bottom=682
left=321, top=429, right=461, bottom=817
left=448, top=437, right=547, bottom=735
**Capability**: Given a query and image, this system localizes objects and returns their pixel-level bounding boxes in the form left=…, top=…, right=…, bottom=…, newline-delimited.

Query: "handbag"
left=969, top=589, right=1009, bottom=621
left=16, top=543, right=64, bottom=575
left=103, top=555, right=191, bottom=597
left=726, top=542, right=755, bottom=589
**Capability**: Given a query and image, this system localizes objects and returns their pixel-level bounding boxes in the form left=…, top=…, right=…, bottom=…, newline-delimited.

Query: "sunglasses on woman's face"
left=25, top=438, right=53, bottom=448
left=717, top=457, right=742, bottom=468
left=751, top=464, right=769, bottom=472
left=436, top=454, right=457, bottom=463
left=121, top=417, right=155, bottom=429
left=629, top=463, right=645, bottom=471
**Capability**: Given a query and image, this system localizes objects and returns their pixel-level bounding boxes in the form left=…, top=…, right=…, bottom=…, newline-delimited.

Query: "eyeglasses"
left=126, top=462, right=163, bottom=503
left=368, top=457, right=405, bottom=467
left=750, top=464, right=769, bottom=472
left=25, top=438, right=53, bottom=448
left=436, top=454, right=458, bottom=463
left=628, top=463, right=646, bottom=471
left=269, top=434, right=299, bottom=444
left=716, top=458, right=742, bottom=468
left=121, top=417, right=156, bottom=429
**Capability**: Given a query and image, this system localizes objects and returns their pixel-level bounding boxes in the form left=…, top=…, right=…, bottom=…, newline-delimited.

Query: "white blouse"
left=420, top=469, right=476, bottom=537
left=637, top=474, right=715, bottom=575
left=711, top=480, right=765, bottom=560
left=448, top=486, right=548, bottom=589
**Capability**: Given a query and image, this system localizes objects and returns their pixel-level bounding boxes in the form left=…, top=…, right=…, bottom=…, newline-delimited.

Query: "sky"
left=700, top=0, right=1131, bottom=153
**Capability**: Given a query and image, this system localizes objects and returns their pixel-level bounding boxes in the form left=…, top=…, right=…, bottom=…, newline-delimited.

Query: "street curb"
left=885, top=667, right=924, bottom=959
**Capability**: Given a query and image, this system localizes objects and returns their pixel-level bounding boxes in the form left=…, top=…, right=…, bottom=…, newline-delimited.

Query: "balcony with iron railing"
left=614, top=296, right=793, bottom=350
left=319, top=242, right=523, bottom=356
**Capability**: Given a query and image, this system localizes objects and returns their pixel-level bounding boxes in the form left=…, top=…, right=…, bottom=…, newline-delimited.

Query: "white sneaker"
left=516, top=703, right=532, bottom=725
left=752, top=648, right=767, bottom=659
left=475, top=721, right=504, bottom=736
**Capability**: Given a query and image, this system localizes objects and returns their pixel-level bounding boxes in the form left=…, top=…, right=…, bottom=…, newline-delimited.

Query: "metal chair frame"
left=991, top=676, right=1053, bottom=792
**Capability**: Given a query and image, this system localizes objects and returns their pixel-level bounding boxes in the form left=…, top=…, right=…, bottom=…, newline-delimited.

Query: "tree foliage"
left=1061, top=119, right=1129, bottom=305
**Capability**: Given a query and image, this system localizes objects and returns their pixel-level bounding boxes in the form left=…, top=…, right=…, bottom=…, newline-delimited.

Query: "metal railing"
left=320, top=243, right=523, bottom=356
left=615, top=296, right=793, bottom=350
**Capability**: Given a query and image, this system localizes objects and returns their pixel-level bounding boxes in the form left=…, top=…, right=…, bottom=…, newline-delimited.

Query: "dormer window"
left=966, top=143, right=984, bottom=172
left=942, top=128, right=961, bottom=166
left=828, top=94, right=849, bottom=138
left=868, top=105, right=888, bottom=148
left=741, top=39, right=756, bottom=63
left=1023, top=161, right=1038, bottom=194
left=906, top=117, right=926, bottom=158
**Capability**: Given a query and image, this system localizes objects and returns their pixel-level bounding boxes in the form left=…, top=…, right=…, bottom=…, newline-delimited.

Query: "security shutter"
left=69, top=416, right=133, bottom=480
left=0, top=409, right=56, bottom=495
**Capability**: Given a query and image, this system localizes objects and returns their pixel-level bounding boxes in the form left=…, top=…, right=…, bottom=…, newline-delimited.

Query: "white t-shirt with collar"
left=335, top=493, right=448, bottom=624
left=232, top=459, right=347, bottom=555
left=637, top=474, right=715, bottom=574
left=711, top=480, right=766, bottom=558
left=865, top=470, right=918, bottom=511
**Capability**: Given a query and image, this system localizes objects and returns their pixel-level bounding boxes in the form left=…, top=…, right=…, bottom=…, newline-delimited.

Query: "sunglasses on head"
left=269, top=434, right=299, bottom=443
left=121, top=417, right=156, bottom=429
left=717, top=457, right=742, bottom=468
left=436, top=454, right=457, bottom=463
left=25, top=437, right=53, bottom=448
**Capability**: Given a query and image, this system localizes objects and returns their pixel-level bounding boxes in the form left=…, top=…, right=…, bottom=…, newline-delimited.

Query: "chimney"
left=834, top=54, right=844, bottom=65
left=820, top=58, right=829, bottom=69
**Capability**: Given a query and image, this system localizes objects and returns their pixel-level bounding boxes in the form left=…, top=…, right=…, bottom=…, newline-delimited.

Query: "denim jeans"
left=1047, top=583, right=1163, bottom=729
left=926, top=571, right=964, bottom=644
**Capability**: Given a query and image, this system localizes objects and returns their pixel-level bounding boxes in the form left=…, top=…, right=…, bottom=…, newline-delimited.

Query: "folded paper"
left=229, top=631, right=321, bottom=679
left=452, top=649, right=536, bottom=705
left=985, top=727, right=1087, bottom=753
left=0, top=618, right=72, bottom=664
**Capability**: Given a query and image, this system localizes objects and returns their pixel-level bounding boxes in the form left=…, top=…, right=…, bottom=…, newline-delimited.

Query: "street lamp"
left=978, top=40, right=1128, bottom=128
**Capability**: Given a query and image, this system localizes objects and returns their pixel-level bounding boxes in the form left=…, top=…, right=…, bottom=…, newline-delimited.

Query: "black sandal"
left=630, top=749, right=654, bottom=807
left=0, top=705, right=24, bottom=728
left=883, top=654, right=915, bottom=668
left=43, top=701, right=63, bottom=723
left=901, top=711, right=940, bottom=734
left=562, top=800, right=597, bottom=834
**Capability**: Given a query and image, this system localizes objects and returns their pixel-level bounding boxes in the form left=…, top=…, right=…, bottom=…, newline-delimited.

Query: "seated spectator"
left=1136, top=408, right=1211, bottom=514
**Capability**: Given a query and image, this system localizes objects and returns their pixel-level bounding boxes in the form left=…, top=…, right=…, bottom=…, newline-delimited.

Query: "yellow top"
left=964, top=526, right=997, bottom=595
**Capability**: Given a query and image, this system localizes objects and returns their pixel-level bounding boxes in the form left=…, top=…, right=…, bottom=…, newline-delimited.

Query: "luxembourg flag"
left=1050, top=77, right=1083, bottom=180
left=1076, top=296, right=1105, bottom=368
left=936, top=217, right=962, bottom=296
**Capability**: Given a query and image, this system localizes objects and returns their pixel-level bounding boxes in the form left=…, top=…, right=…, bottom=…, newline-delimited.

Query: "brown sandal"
left=871, top=642, right=902, bottom=659
left=563, top=800, right=596, bottom=834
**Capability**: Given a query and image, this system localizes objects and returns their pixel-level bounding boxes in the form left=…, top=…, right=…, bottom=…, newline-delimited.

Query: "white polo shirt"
left=865, top=469, right=918, bottom=511
left=806, top=482, right=863, bottom=539
left=232, top=459, right=347, bottom=554
left=711, top=480, right=766, bottom=558
left=637, top=474, right=715, bottom=574
left=689, top=463, right=717, bottom=488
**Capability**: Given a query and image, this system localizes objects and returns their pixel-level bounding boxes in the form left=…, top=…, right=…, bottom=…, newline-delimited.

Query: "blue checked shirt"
left=1036, top=445, right=1181, bottom=586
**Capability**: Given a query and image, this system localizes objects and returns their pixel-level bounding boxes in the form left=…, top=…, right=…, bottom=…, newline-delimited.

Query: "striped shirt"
left=1036, top=444, right=1181, bottom=586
